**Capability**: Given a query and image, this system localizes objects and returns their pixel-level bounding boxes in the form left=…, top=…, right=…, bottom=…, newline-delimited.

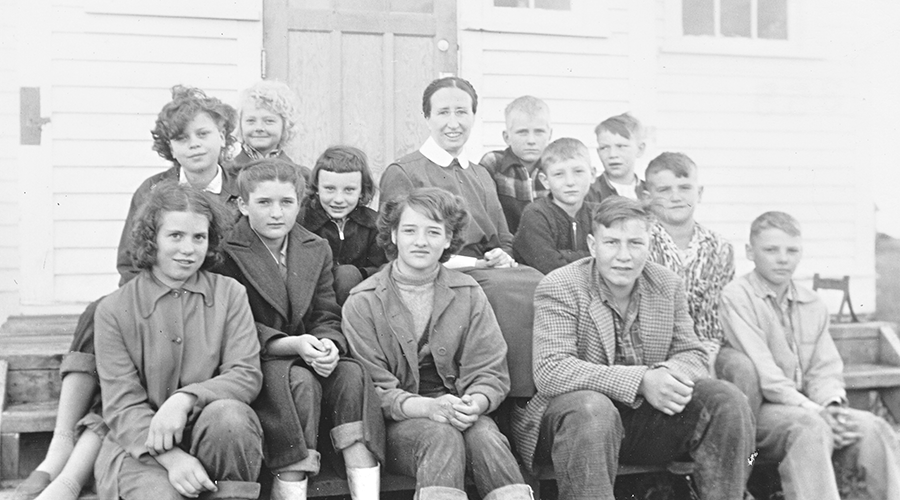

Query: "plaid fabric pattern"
left=511, top=258, right=708, bottom=471
left=480, top=148, right=548, bottom=202
left=648, top=221, right=734, bottom=345
left=596, top=275, right=644, bottom=366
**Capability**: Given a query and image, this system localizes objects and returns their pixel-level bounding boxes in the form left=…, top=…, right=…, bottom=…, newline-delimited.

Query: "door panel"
left=264, top=0, right=457, bottom=179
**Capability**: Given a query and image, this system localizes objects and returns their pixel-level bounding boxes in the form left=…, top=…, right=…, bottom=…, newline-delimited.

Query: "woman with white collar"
left=379, top=76, right=544, bottom=399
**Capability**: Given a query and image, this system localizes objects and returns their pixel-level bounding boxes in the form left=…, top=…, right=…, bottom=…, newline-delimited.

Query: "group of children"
left=13, top=77, right=899, bottom=500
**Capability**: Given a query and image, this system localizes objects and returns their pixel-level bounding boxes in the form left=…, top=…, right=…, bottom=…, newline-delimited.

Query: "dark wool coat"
left=215, top=217, right=382, bottom=468
left=300, top=201, right=387, bottom=279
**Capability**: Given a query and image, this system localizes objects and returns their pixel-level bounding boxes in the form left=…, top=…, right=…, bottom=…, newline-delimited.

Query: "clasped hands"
left=820, top=404, right=862, bottom=449
left=296, top=335, right=339, bottom=377
left=428, top=393, right=489, bottom=431
left=476, top=248, right=517, bottom=269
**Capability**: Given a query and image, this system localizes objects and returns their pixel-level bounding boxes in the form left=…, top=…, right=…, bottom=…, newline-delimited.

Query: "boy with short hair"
left=480, top=95, right=552, bottom=233
left=513, top=138, right=597, bottom=274
left=645, top=152, right=734, bottom=371
left=585, top=112, right=646, bottom=203
left=720, top=211, right=900, bottom=500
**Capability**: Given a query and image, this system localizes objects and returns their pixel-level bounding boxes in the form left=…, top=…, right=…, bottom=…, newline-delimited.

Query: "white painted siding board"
left=52, top=61, right=238, bottom=91
left=55, top=248, right=117, bottom=275
left=53, top=140, right=171, bottom=168
left=54, top=166, right=168, bottom=194
left=53, top=32, right=239, bottom=65
left=54, top=221, right=122, bottom=249
left=55, top=275, right=116, bottom=303
left=53, top=193, right=132, bottom=220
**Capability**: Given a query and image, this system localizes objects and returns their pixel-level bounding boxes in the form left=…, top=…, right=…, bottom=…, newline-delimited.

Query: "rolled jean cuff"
left=198, top=480, right=261, bottom=499
left=330, top=421, right=366, bottom=452
left=417, top=485, right=468, bottom=500
left=274, top=450, right=321, bottom=475
left=59, top=351, right=97, bottom=378
left=483, top=484, right=534, bottom=500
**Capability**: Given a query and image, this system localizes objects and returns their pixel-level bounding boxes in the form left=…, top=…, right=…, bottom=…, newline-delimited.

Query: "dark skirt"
left=464, top=265, right=544, bottom=398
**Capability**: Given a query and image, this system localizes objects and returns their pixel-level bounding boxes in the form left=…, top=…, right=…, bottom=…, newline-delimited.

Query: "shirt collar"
left=179, top=165, right=224, bottom=194
left=251, top=230, right=289, bottom=267
left=747, top=270, right=816, bottom=304
left=593, top=260, right=643, bottom=307
left=419, top=136, right=471, bottom=169
left=137, top=270, right=214, bottom=318
left=241, top=143, right=282, bottom=160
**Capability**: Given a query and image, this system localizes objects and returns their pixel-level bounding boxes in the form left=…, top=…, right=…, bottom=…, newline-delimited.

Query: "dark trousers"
left=116, top=400, right=264, bottom=500
left=535, top=379, right=755, bottom=500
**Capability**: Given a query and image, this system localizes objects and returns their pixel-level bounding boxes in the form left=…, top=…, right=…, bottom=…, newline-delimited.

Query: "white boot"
left=271, top=476, right=308, bottom=500
left=347, top=464, right=380, bottom=500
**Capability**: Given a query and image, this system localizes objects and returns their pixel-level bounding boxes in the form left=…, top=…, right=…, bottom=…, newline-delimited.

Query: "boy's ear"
left=697, top=185, right=704, bottom=203
left=537, top=171, right=548, bottom=186
left=502, top=130, right=511, bottom=147
left=636, top=141, right=646, bottom=157
left=586, top=233, right=597, bottom=259
left=745, top=242, right=754, bottom=261
left=237, top=196, right=249, bottom=216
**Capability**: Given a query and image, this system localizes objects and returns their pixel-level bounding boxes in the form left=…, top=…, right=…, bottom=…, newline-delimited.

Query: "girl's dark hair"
left=237, top=158, right=307, bottom=202
left=130, top=180, right=231, bottom=271
left=306, top=145, right=376, bottom=206
left=422, top=76, right=478, bottom=118
left=377, top=187, right=469, bottom=263
left=151, top=85, right=237, bottom=164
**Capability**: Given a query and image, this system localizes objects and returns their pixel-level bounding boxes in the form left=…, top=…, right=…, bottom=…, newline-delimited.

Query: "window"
left=460, top=0, right=607, bottom=38
left=682, top=0, right=787, bottom=39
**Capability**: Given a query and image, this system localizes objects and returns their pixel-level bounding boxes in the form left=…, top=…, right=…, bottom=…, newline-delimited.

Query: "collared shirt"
left=419, top=136, right=473, bottom=169
left=649, top=221, right=734, bottom=346
left=760, top=280, right=805, bottom=390
left=480, top=147, right=550, bottom=233
left=179, top=164, right=224, bottom=194
left=594, top=263, right=644, bottom=366
left=252, top=232, right=289, bottom=280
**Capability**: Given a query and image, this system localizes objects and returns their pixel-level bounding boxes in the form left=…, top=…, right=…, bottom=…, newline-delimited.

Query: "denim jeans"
left=535, top=379, right=754, bottom=500
left=116, top=399, right=264, bottom=500
left=715, top=346, right=762, bottom=420
left=757, top=403, right=900, bottom=500
left=385, top=415, right=531, bottom=500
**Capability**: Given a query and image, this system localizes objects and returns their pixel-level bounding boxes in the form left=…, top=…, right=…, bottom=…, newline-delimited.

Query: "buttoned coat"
left=341, top=264, right=511, bottom=421
left=216, top=217, right=383, bottom=468
left=511, top=258, right=708, bottom=470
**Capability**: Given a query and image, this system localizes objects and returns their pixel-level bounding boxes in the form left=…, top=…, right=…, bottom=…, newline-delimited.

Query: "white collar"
left=179, top=165, right=223, bottom=194
left=419, top=136, right=471, bottom=169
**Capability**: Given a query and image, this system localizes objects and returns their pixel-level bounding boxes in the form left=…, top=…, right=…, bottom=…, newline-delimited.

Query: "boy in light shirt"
left=720, top=211, right=900, bottom=500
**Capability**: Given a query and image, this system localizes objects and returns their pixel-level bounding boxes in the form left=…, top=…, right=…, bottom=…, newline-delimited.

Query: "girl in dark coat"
left=215, top=159, right=384, bottom=500
left=300, top=146, right=387, bottom=305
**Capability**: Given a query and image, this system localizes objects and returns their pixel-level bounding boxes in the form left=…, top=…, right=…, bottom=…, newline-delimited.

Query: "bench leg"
left=1, top=432, right=21, bottom=480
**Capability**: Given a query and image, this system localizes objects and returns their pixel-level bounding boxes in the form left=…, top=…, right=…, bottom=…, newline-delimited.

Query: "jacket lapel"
left=587, top=284, right=617, bottom=365
left=284, top=225, right=327, bottom=335
left=378, top=274, right=421, bottom=382
left=637, top=278, right=673, bottom=365
left=224, top=218, right=290, bottom=321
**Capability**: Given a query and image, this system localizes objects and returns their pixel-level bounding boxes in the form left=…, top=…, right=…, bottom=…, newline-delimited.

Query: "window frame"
left=663, top=0, right=823, bottom=59
left=459, top=0, right=609, bottom=38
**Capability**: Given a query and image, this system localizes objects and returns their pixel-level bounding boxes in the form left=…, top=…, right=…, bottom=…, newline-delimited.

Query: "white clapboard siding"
left=45, top=0, right=261, bottom=307
left=0, top=3, right=19, bottom=320
left=655, top=5, right=874, bottom=309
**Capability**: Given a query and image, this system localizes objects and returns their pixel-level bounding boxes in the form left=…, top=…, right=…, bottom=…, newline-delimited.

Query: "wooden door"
left=263, top=0, right=458, bottom=180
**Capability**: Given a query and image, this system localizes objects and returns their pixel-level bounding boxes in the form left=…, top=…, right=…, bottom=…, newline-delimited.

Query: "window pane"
left=758, top=0, right=788, bottom=39
left=721, top=0, right=751, bottom=37
left=494, top=0, right=529, bottom=7
left=682, top=0, right=714, bottom=36
left=534, top=0, right=571, bottom=10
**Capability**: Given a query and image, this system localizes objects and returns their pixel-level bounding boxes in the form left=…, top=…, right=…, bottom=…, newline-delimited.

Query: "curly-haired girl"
left=343, top=187, right=532, bottom=500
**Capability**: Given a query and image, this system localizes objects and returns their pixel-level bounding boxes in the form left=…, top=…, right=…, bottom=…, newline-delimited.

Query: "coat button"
left=437, top=347, right=447, bottom=355
left=171, top=291, right=180, bottom=298
left=174, top=337, right=182, bottom=344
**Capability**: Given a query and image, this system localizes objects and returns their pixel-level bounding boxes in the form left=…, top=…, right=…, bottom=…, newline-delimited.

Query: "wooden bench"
left=830, top=322, right=900, bottom=420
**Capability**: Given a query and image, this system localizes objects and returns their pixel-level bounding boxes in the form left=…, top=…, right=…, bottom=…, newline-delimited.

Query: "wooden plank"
left=54, top=249, right=118, bottom=276
left=52, top=60, right=239, bottom=90
left=342, top=33, right=385, bottom=172
left=52, top=193, right=132, bottom=221
left=842, top=364, right=900, bottom=390
left=0, top=433, right=20, bottom=480
left=287, top=30, right=333, bottom=169
left=53, top=140, right=169, bottom=169
left=391, top=35, right=433, bottom=161
left=53, top=32, right=240, bottom=65
left=878, top=324, right=900, bottom=366
left=5, top=371, right=61, bottom=406
left=54, top=221, right=124, bottom=249
left=0, top=402, right=57, bottom=434
left=831, top=338, right=878, bottom=365
left=286, top=10, right=436, bottom=36
left=54, top=275, right=118, bottom=303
